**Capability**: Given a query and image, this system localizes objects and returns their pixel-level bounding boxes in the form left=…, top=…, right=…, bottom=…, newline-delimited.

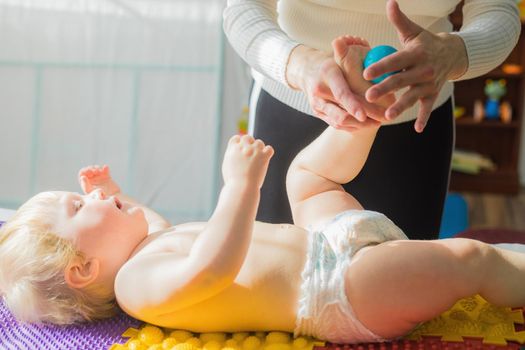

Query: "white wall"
left=0, top=0, right=252, bottom=223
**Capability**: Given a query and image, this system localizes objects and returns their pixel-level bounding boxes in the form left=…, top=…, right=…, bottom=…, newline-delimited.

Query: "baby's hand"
left=78, top=165, right=121, bottom=196
left=222, top=135, right=274, bottom=189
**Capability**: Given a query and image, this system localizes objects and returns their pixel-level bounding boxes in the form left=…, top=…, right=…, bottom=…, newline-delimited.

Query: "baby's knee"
left=285, top=161, right=302, bottom=202
left=441, top=238, right=496, bottom=287
left=443, top=238, right=492, bottom=263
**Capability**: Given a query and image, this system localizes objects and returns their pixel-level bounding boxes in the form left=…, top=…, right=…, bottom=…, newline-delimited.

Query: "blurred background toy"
left=502, top=63, right=523, bottom=75
left=453, top=106, right=466, bottom=119
left=473, top=99, right=484, bottom=122
left=473, top=79, right=512, bottom=123
left=484, top=79, right=506, bottom=119
left=439, top=193, right=468, bottom=239
left=518, top=0, right=525, bottom=21
left=238, top=105, right=249, bottom=135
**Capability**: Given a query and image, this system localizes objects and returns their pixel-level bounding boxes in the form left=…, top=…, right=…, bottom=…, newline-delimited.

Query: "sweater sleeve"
left=223, top=0, right=301, bottom=86
left=451, top=0, right=521, bottom=81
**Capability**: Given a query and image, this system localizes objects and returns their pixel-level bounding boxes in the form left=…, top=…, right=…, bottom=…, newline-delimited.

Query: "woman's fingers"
left=302, top=48, right=391, bottom=126
left=363, top=49, right=417, bottom=83
left=385, top=84, right=437, bottom=121
left=313, top=97, right=380, bottom=130
left=366, top=64, right=434, bottom=102
left=387, top=0, right=424, bottom=45
left=323, top=64, right=367, bottom=121
left=414, top=95, right=436, bottom=133
left=312, top=97, right=348, bottom=123
left=358, top=97, right=389, bottom=122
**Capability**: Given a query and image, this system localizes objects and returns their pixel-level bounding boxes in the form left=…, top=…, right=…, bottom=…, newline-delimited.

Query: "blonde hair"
left=0, top=192, right=117, bottom=324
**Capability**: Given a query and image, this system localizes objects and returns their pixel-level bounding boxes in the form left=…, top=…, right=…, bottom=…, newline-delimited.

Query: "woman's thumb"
left=386, top=0, right=423, bottom=44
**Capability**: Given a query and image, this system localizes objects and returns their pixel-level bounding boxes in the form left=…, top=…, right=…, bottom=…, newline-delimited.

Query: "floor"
left=461, top=188, right=525, bottom=230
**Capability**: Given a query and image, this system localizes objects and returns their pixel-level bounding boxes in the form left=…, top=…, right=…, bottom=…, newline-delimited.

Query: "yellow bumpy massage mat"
left=406, top=294, right=525, bottom=345
left=109, top=328, right=323, bottom=350
left=110, top=295, right=525, bottom=350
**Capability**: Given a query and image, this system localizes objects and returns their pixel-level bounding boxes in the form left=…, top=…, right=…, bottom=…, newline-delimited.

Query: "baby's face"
left=51, top=189, right=148, bottom=278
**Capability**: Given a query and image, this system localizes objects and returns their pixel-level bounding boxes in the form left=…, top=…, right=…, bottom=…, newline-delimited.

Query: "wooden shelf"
left=450, top=169, right=520, bottom=194
left=484, top=69, right=523, bottom=79
left=448, top=1, right=524, bottom=194
left=455, top=118, right=520, bottom=129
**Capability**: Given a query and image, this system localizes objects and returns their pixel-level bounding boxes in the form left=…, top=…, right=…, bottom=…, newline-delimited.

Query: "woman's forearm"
left=223, top=0, right=300, bottom=86
left=451, top=0, right=520, bottom=81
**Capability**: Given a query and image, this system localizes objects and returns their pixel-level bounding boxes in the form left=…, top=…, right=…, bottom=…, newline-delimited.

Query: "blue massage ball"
left=363, top=45, right=398, bottom=84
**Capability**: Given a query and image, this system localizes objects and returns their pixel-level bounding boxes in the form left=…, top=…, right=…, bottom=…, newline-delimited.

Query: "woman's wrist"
left=285, top=45, right=309, bottom=90
left=285, top=44, right=326, bottom=90
left=438, top=33, right=468, bottom=80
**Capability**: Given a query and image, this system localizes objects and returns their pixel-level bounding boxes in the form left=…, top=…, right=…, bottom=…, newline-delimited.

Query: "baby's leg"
left=286, top=37, right=398, bottom=228
left=286, top=125, right=378, bottom=228
left=344, top=238, right=525, bottom=339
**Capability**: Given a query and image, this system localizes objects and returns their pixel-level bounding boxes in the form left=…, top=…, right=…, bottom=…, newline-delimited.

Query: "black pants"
left=253, top=89, right=454, bottom=240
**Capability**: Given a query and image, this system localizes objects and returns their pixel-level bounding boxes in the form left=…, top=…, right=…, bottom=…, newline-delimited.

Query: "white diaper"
left=294, top=210, right=408, bottom=343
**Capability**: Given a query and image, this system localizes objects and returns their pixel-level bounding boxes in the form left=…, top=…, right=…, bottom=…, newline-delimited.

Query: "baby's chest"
left=134, top=233, right=194, bottom=257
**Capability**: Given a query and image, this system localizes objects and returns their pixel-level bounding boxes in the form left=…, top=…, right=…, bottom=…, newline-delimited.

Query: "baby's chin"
left=127, top=205, right=144, bottom=217
left=133, top=208, right=150, bottom=235
left=120, top=201, right=143, bottom=216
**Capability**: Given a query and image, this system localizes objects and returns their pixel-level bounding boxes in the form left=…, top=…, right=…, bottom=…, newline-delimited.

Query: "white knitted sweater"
left=224, top=0, right=521, bottom=124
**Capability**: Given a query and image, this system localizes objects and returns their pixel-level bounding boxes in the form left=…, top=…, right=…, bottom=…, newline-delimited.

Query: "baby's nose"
left=92, top=189, right=106, bottom=200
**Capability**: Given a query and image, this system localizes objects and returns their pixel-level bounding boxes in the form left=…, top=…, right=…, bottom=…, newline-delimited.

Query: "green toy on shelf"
left=473, top=79, right=512, bottom=123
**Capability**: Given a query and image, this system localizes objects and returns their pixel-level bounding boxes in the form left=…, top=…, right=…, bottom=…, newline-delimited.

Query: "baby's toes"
left=332, top=36, right=349, bottom=63
left=343, top=35, right=370, bottom=48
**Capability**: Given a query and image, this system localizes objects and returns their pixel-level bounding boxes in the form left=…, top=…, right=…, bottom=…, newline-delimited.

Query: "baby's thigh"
left=342, top=243, right=423, bottom=339
left=344, top=241, right=446, bottom=339
left=344, top=239, right=473, bottom=339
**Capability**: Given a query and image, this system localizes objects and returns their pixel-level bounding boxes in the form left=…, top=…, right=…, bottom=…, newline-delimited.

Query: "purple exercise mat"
left=0, top=220, right=143, bottom=350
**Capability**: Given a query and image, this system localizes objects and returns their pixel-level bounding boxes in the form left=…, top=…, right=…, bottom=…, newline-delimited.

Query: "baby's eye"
left=74, top=200, right=83, bottom=212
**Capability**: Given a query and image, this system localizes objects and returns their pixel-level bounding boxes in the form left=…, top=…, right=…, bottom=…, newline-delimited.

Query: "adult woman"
left=223, top=0, right=520, bottom=239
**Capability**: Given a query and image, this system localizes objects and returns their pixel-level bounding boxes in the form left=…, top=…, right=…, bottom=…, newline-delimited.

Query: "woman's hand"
left=364, top=0, right=468, bottom=132
left=286, top=45, right=389, bottom=131
left=78, top=164, right=121, bottom=196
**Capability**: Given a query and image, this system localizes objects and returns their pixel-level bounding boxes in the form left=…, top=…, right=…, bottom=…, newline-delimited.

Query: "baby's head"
left=0, top=190, right=148, bottom=324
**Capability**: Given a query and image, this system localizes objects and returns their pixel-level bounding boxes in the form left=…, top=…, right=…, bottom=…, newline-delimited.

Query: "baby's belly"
left=142, top=222, right=309, bottom=332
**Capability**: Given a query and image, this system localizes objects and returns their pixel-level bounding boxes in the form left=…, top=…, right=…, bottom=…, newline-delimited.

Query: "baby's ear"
left=64, top=258, right=100, bottom=289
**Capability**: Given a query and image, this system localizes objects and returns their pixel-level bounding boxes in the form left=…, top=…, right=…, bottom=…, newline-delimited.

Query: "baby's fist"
left=222, top=135, right=274, bottom=189
left=78, top=165, right=121, bottom=196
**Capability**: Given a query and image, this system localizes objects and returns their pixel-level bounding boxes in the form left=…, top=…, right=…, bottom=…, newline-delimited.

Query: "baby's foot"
left=332, top=35, right=395, bottom=109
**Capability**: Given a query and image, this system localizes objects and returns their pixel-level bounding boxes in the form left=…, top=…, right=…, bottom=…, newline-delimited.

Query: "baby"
left=2, top=37, right=525, bottom=344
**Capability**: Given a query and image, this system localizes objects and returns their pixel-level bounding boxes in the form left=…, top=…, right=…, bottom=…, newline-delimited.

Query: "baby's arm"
left=115, top=135, right=273, bottom=318
left=177, top=135, right=274, bottom=299
left=78, top=165, right=171, bottom=233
